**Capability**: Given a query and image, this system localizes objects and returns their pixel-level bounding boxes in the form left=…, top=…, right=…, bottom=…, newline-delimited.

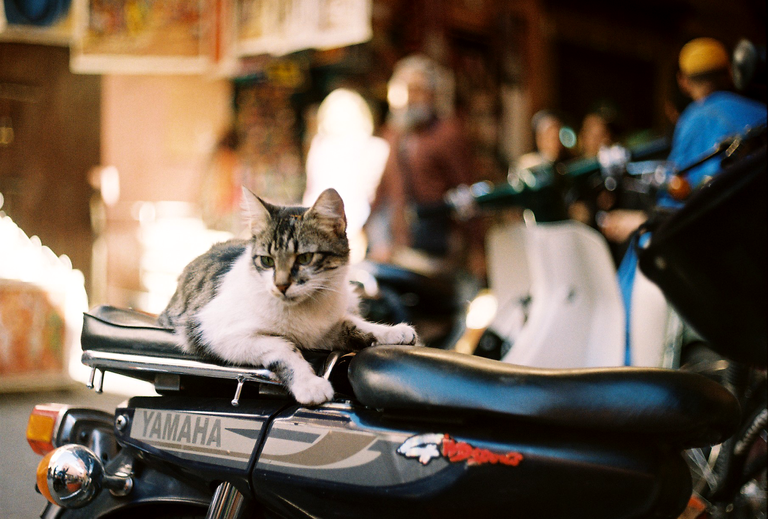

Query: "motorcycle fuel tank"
left=251, top=402, right=692, bottom=519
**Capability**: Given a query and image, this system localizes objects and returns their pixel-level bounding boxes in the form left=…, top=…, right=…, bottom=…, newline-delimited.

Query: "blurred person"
left=600, top=37, right=767, bottom=245
left=367, top=54, right=485, bottom=280
left=571, top=105, right=622, bottom=231
left=578, top=113, right=613, bottom=158
left=578, top=106, right=619, bottom=158
left=303, top=88, right=390, bottom=263
left=515, top=110, right=570, bottom=171
left=511, top=110, right=577, bottom=222
left=599, top=37, right=766, bottom=361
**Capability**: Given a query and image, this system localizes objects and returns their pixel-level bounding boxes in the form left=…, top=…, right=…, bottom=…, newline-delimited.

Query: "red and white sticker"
left=397, top=433, right=523, bottom=467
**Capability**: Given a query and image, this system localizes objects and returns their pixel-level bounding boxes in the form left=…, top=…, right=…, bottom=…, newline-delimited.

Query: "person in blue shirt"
left=658, top=38, right=767, bottom=206
left=600, top=37, right=767, bottom=364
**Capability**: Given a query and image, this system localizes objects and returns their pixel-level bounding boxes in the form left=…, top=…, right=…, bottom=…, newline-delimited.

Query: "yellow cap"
left=679, top=38, right=730, bottom=76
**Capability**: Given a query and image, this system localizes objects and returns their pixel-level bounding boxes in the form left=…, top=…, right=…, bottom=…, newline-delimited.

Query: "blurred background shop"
left=0, top=0, right=766, bottom=392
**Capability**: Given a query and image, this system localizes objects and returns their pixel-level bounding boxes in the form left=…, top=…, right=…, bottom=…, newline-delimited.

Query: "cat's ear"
left=241, top=187, right=271, bottom=234
left=306, top=188, right=346, bottom=235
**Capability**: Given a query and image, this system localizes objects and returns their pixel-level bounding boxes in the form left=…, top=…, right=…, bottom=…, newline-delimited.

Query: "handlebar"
left=553, top=136, right=671, bottom=179
left=418, top=136, right=670, bottom=219
left=430, top=124, right=766, bottom=220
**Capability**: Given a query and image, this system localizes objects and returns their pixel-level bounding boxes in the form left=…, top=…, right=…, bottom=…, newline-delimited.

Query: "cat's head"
left=242, top=187, right=350, bottom=303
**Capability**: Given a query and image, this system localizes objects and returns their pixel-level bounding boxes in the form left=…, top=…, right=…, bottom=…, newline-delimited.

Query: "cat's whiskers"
left=310, top=280, right=344, bottom=292
left=308, top=284, right=345, bottom=299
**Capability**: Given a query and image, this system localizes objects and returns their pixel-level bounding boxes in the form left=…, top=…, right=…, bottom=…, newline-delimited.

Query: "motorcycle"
left=473, top=126, right=768, bottom=368
left=28, top=304, right=740, bottom=519
left=24, top=132, right=763, bottom=518
left=637, top=132, right=767, bottom=519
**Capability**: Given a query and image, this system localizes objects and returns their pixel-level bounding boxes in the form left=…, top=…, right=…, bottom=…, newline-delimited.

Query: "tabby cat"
left=158, top=187, right=418, bottom=405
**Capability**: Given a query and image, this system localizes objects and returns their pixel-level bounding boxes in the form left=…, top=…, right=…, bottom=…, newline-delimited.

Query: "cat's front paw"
left=374, top=323, right=418, bottom=346
left=290, top=375, right=335, bottom=406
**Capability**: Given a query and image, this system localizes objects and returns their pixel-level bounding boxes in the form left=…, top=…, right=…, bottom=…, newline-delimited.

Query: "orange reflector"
left=27, top=404, right=67, bottom=455
left=36, top=450, right=56, bottom=504
left=680, top=495, right=709, bottom=519
left=668, top=175, right=692, bottom=201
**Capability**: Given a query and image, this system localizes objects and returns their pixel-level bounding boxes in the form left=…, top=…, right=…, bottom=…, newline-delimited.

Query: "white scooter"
left=479, top=124, right=766, bottom=371
left=481, top=215, right=679, bottom=369
left=457, top=137, right=679, bottom=369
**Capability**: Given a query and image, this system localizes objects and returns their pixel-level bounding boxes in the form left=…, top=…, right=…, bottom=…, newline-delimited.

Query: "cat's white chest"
left=197, top=252, right=347, bottom=351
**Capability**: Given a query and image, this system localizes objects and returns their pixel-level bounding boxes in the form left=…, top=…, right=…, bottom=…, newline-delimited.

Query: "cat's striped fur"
left=158, top=188, right=417, bottom=405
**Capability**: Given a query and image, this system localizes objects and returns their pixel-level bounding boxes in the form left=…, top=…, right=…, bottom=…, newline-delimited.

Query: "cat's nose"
left=275, top=283, right=290, bottom=295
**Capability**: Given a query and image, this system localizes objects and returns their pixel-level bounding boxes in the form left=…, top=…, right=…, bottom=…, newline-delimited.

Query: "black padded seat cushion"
left=80, top=305, right=329, bottom=370
left=349, top=346, right=740, bottom=448
left=82, top=305, right=189, bottom=360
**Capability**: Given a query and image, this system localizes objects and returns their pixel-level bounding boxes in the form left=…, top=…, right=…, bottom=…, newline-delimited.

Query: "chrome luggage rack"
left=80, top=306, right=343, bottom=406
left=82, top=350, right=280, bottom=406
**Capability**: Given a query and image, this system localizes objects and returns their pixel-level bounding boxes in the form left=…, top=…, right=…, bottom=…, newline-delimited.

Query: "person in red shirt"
left=367, top=54, right=485, bottom=280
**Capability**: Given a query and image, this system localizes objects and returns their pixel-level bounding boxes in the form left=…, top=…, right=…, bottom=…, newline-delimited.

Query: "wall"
left=0, top=43, right=100, bottom=290
left=102, top=75, right=232, bottom=202
left=99, top=75, right=233, bottom=307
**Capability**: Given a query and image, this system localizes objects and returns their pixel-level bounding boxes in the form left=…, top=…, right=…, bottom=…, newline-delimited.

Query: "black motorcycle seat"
left=81, top=305, right=185, bottom=358
left=357, top=261, right=460, bottom=314
left=348, top=345, right=740, bottom=448
left=80, top=306, right=328, bottom=370
left=83, top=307, right=738, bottom=448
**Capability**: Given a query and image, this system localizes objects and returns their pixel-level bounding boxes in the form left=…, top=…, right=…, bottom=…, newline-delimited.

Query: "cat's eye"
left=258, top=256, right=275, bottom=268
left=295, top=252, right=314, bottom=266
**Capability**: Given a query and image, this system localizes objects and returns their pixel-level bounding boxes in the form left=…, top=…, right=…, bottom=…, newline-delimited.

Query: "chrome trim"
left=206, top=481, right=247, bottom=519
left=231, top=376, right=246, bottom=407
left=46, top=444, right=104, bottom=508
left=86, top=367, right=104, bottom=393
left=81, top=350, right=282, bottom=386
left=320, top=351, right=343, bottom=380
left=95, top=369, right=104, bottom=393
left=320, top=401, right=354, bottom=412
